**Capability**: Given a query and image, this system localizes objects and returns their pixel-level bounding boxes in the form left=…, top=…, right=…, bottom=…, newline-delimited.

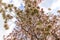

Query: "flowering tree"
left=0, top=0, right=60, bottom=40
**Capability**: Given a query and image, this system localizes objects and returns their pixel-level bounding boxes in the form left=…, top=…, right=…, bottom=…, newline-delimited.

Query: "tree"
left=0, top=0, right=60, bottom=40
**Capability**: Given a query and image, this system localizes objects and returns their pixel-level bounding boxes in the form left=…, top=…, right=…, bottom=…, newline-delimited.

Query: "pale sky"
left=40, top=0, right=60, bottom=15
left=0, top=0, right=60, bottom=40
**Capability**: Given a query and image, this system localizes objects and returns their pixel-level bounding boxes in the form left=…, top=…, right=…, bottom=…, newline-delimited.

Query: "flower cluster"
left=1, top=0, right=60, bottom=40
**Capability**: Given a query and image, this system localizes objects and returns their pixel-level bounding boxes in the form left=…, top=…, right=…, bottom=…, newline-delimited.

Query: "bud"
left=4, top=23, right=9, bottom=30
left=57, top=10, right=60, bottom=13
left=48, top=8, right=51, bottom=11
left=40, top=8, right=44, bottom=13
left=7, top=14, right=13, bottom=19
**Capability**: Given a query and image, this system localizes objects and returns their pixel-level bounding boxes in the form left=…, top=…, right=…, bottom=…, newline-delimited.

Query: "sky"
left=40, top=0, right=57, bottom=8
left=39, top=0, right=60, bottom=15
left=0, top=0, right=60, bottom=40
